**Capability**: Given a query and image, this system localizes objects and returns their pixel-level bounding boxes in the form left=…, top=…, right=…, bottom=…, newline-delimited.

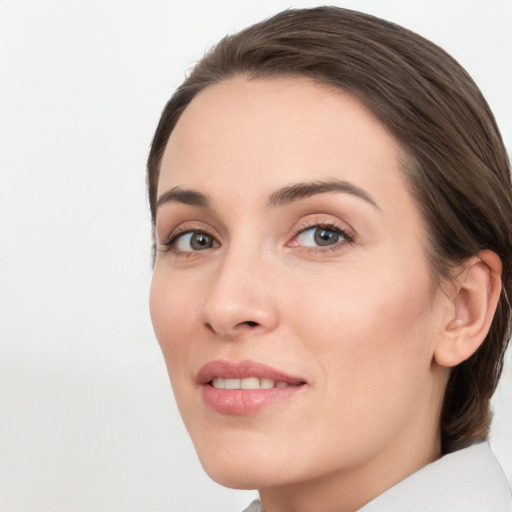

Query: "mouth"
left=197, top=359, right=306, bottom=386
left=210, top=377, right=300, bottom=389
left=197, top=360, right=307, bottom=415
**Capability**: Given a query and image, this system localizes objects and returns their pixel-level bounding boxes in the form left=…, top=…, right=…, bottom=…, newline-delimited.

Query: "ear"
left=434, top=250, right=502, bottom=368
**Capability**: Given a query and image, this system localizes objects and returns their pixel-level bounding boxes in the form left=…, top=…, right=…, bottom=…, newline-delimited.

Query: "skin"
left=150, top=77, right=457, bottom=512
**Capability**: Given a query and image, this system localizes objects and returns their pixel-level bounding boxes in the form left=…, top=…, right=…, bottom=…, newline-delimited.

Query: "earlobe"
left=434, top=250, right=502, bottom=368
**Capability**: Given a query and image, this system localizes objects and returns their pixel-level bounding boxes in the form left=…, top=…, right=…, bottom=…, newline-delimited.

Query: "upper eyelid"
left=296, top=220, right=347, bottom=233
left=168, top=224, right=210, bottom=238
left=157, top=214, right=355, bottom=245
left=292, top=223, right=354, bottom=246
left=155, top=207, right=224, bottom=240
left=292, top=216, right=355, bottom=237
left=158, top=221, right=219, bottom=244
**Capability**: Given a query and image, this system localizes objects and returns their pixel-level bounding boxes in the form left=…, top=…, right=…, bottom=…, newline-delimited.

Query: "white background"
left=1, top=1, right=511, bottom=511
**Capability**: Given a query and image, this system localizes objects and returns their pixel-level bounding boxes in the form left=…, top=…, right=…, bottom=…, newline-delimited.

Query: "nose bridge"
left=200, top=235, right=278, bottom=337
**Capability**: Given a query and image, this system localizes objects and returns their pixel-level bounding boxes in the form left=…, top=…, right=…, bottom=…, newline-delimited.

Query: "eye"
left=293, top=224, right=353, bottom=248
left=168, top=231, right=220, bottom=252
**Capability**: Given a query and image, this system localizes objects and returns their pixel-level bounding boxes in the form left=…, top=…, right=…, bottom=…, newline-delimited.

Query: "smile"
left=211, top=377, right=299, bottom=389
left=197, top=360, right=307, bottom=414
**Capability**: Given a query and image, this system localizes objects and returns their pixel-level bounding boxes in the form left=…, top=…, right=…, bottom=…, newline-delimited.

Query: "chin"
left=192, top=434, right=296, bottom=490
left=199, top=454, right=275, bottom=490
left=204, top=469, right=262, bottom=490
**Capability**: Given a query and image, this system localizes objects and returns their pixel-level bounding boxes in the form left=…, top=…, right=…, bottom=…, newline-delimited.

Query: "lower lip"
left=202, top=384, right=303, bottom=415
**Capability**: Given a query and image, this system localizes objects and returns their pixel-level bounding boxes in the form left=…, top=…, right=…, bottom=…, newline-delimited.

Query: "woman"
left=147, top=7, right=512, bottom=511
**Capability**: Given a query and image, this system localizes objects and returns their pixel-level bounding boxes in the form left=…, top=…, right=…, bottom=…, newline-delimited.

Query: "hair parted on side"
left=147, top=6, right=512, bottom=452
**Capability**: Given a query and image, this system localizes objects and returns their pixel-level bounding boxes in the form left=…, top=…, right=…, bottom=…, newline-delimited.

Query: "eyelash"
left=161, top=226, right=216, bottom=256
left=160, top=220, right=354, bottom=256
left=292, top=221, right=354, bottom=252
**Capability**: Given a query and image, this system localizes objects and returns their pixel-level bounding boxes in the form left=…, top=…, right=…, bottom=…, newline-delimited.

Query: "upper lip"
left=196, top=359, right=306, bottom=385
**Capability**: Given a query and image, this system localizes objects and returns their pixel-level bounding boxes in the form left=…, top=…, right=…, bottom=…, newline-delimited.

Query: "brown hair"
left=147, top=6, right=512, bottom=451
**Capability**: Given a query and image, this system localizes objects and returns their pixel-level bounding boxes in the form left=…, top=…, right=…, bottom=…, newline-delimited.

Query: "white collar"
left=242, top=442, right=512, bottom=512
left=359, top=442, right=511, bottom=511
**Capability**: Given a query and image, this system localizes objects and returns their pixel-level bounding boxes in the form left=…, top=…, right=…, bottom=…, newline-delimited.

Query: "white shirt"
left=242, top=442, right=512, bottom=511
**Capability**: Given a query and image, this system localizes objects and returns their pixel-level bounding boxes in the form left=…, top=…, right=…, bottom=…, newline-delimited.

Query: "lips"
left=197, top=360, right=306, bottom=415
left=197, top=359, right=305, bottom=385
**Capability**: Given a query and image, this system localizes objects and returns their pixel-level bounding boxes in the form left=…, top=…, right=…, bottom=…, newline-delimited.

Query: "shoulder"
left=358, top=442, right=512, bottom=511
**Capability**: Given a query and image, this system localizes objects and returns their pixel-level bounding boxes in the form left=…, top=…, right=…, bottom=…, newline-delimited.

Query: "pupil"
left=191, top=233, right=212, bottom=250
left=314, top=229, right=339, bottom=246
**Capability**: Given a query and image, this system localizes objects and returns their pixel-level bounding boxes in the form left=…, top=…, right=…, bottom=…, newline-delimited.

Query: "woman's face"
left=150, top=77, right=451, bottom=495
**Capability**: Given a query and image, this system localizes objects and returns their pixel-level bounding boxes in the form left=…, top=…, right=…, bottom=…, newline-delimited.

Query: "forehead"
left=159, top=76, right=413, bottom=215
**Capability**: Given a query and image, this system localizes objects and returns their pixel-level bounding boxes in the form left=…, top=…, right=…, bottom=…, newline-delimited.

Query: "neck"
left=258, top=416, right=442, bottom=512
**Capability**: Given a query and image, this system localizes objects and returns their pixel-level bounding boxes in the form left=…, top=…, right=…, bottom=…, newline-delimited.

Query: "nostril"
left=204, top=322, right=216, bottom=333
left=203, top=319, right=261, bottom=335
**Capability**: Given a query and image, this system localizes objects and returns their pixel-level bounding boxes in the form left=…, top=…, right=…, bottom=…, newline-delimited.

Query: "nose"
left=200, top=250, right=279, bottom=339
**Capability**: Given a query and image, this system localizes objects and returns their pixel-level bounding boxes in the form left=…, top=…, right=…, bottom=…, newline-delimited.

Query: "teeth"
left=210, top=377, right=294, bottom=389
left=260, top=378, right=274, bottom=388
left=212, top=377, right=225, bottom=389
left=224, top=378, right=240, bottom=389
left=241, top=377, right=260, bottom=389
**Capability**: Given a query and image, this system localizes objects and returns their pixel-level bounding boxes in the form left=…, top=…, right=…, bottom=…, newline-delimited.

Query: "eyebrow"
left=156, top=187, right=210, bottom=209
left=266, top=179, right=380, bottom=209
left=156, top=179, right=379, bottom=211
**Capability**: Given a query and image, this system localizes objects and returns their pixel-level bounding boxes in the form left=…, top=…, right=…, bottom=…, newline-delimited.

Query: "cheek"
left=149, top=269, right=198, bottom=377
left=280, top=262, right=438, bottom=460
left=289, top=255, right=436, bottom=388
left=149, top=270, right=208, bottom=433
